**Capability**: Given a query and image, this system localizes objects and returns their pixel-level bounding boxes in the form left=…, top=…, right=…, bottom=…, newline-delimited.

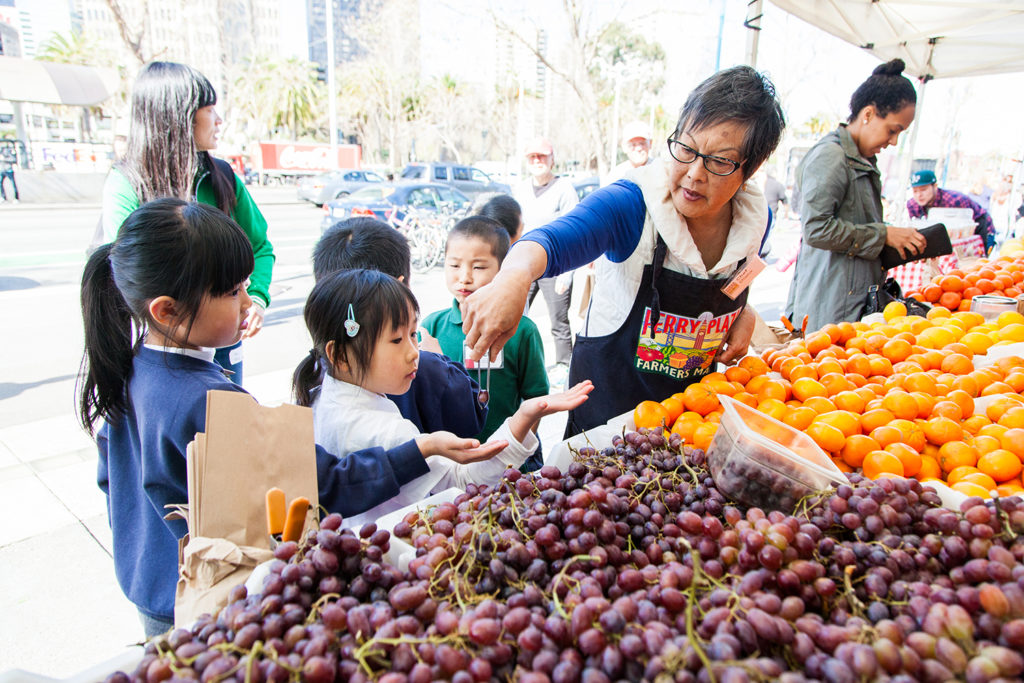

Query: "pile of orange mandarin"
left=634, top=304, right=1024, bottom=500
left=904, top=238, right=1024, bottom=310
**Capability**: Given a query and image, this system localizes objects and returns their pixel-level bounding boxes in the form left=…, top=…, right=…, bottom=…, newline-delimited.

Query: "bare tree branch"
left=103, top=0, right=146, bottom=64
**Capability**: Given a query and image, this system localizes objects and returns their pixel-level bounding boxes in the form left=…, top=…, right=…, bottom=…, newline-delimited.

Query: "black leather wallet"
left=879, top=223, right=953, bottom=270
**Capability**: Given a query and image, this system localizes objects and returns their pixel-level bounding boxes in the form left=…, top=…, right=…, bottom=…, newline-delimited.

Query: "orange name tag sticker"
left=721, top=255, right=766, bottom=300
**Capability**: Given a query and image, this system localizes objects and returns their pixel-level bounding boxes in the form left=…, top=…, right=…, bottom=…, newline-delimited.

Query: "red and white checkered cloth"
left=887, top=235, right=986, bottom=293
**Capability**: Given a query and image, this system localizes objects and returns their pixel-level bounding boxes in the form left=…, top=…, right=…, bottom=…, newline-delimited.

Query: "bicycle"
left=389, top=205, right=466, bottom=273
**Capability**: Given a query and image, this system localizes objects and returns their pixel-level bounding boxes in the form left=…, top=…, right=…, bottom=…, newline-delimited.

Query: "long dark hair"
left=847, top=59, right=917, bottom=123
left=77, top=198, right=254, bottom=434
left=293, top=269, right=418, bottom=407
left=116, top=61, right=237, bottom=216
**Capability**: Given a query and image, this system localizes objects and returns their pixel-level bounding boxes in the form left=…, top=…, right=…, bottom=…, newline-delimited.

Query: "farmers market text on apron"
left=565, top=235, right=748, bottom=437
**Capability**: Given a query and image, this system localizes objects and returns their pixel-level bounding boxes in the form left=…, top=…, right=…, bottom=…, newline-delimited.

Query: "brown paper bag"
left=175, top=537, right=273, bottom=626
left=175, top=390, right=319, bottom=627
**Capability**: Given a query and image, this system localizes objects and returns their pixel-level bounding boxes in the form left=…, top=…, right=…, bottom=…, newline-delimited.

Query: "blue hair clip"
left=344, top=303, right=360, bottom=338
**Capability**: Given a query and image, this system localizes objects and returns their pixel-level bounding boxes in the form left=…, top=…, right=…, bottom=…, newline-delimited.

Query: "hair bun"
left=872, top=59, right=906, bottom=77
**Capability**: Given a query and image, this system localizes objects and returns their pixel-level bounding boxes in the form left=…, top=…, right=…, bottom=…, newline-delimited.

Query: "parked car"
left=399, top=163, right=510, bottom=198
left=320, top=182, right=471, bottom=230
left=297, top=169, right=387, bottom=205
left=573, top=176, right=599, bottom=201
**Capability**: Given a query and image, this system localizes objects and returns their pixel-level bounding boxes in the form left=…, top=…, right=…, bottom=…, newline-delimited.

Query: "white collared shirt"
left=313, top=374, right=537, bottom=528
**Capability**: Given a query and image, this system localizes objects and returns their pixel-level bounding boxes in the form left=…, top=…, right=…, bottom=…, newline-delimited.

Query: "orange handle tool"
left=281, top=496, right=310, bottom=543
left=265, top=488, right=286, bottom=536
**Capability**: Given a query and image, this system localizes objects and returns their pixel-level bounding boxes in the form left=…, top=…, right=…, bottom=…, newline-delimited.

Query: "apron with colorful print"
left=565, top=235, right=749, bottom=437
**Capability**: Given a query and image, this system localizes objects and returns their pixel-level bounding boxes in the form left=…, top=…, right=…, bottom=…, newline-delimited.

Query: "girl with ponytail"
left=80, top=199, right=497, bottom=637
left=293, top=268, right=593, bottom=529
left=787, top=58, right=928, bottom=330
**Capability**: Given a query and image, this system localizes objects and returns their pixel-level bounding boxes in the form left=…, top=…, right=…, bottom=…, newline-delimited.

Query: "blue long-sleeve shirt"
left=387, top=351, right=487, bottom=436
left=97, top=346, right=427, bottom=621
left=519, top=180, right=647, bottom=278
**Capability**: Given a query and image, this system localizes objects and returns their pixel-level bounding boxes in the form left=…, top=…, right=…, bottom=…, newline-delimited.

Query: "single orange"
left=660, top=397, right=685, bottom=425
left=833, top=390, right=867, bottom=414
left=724, top=365, right=752, bottom=384
left=960, top=471, right=1000, bottom=490
left=923, top=417, right=964, bottom=446
left=910, top=392, right=937, bottom=419
left=938, top=441, right=979, bottom=473
left=962, top=415, right=991, bottom=435
left=732, top=391, right=759, bottom=408
left=882, top=391, right=920, bottom=420
left=999, top=428, right=1024, bottom=458
left=948, top=389, right=976, bottom=417
left=861, top=408, right=896, bottom=433
left=738, top=355, right=770, bottom=377
left=885, top=442, right=922, bottom=477
left=863, top=451, right=905, bottom=479
left=682, top=383, right=720, bottom=416
left=998, top=407, right=1024, bottom=429
left=891, top=419, right=927, bottom=452
left=803, top=396, right=837, bottom=414
left=940, top=353, right=974, bottom=376
left=973, top=434, right=1002, bottom=454
left=870, top=425, right=904, bottom=448
left=634, top=400, right=671, bottom=430
left=757, top=398, right=788, bottom=421
left=792, top=377, right=828, bottom=402
left=931, top=400, right=963, bottom=421
left=951, top=481, right=992, bottom=498
left=670, top=416, right=699, bottom=441
left=691, top=422, right=719, bottom=451
left=816, top=410, right=861, bottom=438
left=757, top=379, right=790, bottom=403
left=917, top=456, right=941, bottom=480
left=841, top=434, right=881, bottom=468
left=782, top=406, right=817, bottom=431
left=903, top=372, right=938, bottom=395
left=945, top=465, right=981, bottom=485
left=805, top=421, right=846, bottom=453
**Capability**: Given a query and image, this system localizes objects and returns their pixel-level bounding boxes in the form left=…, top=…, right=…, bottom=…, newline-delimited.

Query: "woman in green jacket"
left=101, top=61, right=274, bottom=383
left=787, top=59, right=924, bottom=331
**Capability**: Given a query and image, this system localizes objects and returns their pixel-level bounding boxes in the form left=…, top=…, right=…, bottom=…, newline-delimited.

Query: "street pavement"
left=0, top=187, right=799, bottom=678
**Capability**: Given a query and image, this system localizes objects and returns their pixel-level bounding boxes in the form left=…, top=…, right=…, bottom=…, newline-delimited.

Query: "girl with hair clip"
left=80, top=199, right=499, bottom=638
left=100, top=61, right=275, bottom=384
left=786, top=58, right=927, bottom=330
left=293, top=268, right=593, bottom=528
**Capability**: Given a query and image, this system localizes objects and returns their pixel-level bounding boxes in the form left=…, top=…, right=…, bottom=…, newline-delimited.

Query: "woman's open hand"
left=885, top=226, right=927, bottom=260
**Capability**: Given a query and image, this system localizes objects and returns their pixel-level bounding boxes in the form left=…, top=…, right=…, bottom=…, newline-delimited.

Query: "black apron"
left=565, top=235, right=749, bottom=437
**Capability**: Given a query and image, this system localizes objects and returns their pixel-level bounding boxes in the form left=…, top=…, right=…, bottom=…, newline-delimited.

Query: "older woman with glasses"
left=460, top=66, right=785, bottom=436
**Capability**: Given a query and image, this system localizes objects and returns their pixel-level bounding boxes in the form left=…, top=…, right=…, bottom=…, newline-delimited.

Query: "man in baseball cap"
left=513, top=136, right=579, bottom=385
left=908, top=169, right=995, bottom=253
left=603, top=120, right=653, bottom=185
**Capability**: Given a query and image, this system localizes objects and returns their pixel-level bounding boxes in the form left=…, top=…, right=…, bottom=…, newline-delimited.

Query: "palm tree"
left=230, top=57, right=324, bottom=141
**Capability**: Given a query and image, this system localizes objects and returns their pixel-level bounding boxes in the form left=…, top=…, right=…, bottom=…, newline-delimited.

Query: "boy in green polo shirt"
left=422, top=216, right=549, bottom=471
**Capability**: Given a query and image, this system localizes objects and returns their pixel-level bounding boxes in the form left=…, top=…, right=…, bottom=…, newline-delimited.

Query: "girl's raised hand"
left=415, top=432, right=509, bottom=464
left=520, top=380, right=594, bottom=421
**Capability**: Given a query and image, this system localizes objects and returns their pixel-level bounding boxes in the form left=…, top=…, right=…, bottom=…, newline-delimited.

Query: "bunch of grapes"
left=108, top=427, right=1024, bottom=682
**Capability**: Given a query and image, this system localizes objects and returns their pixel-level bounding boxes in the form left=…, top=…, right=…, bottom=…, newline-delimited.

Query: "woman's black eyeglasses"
left=667, top=139, right=742, bottom=177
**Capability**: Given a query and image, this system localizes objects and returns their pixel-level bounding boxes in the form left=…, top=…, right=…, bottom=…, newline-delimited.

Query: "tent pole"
left=890, top=78, right=928, bottom=223
left=745, top=0, right=764, bottom=68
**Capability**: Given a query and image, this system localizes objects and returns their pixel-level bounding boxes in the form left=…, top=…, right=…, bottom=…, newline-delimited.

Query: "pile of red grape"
left=109, top=428, right=1024, bottom=682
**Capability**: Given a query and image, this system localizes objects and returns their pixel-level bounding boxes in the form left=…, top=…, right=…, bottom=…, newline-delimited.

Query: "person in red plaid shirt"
left=907, top=169, right=996, bottom=254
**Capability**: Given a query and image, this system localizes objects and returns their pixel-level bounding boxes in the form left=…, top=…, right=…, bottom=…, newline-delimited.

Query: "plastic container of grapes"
left=376, top=487, right=463, bottom=571
left=706, top=395, right=848, bottom=512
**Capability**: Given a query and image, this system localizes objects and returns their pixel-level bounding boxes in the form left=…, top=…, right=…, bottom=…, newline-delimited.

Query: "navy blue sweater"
left=97, top=346, right=428, bottom=621
left=387, top=351, right=487, bottom=436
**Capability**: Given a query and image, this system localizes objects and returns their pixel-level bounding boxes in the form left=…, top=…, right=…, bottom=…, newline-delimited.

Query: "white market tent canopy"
left=0, top=56, right=119, bottom=106
left=757, top=0, right=1024, bottom=213
left=765, top=0, right=1024, bottom=81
